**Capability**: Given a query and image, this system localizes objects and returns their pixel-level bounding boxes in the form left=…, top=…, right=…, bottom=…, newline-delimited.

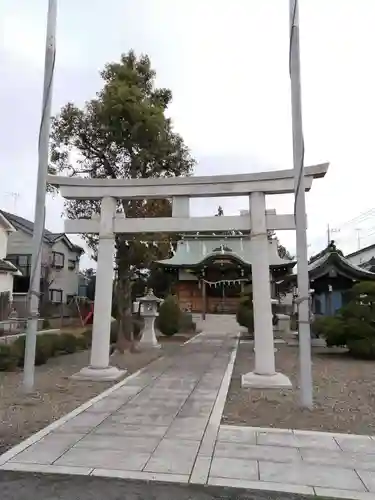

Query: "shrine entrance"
left=155, top=235, right=296, bottom=317
left=47, top=163, right=328, bottom=389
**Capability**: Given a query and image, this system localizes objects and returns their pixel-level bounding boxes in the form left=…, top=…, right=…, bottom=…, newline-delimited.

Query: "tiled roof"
left=156, top=237, right=296, bottom=268
left=0, top=259, right=19, bottom=273
left=346, top=243, right=375, bottom=259
left=0, top=210, right=84, bottom=253
left=309, top=250, right=375, bottom=280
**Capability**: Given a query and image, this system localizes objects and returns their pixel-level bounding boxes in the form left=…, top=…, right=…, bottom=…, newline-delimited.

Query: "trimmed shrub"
left=318, top=281, right=375, bottom=359
left=311, top=316, right=329, bottom=337
left=157, top=295, right=181, bottom=336
left=236, top=304, right=246, bottom=327
left=12, top=336, right=51, bottom=366
left=236, top=304, right=254, bottom=336
left=35, top=336, right=55, bottom=364
left=40, top=333, right=61, bottom=357
left=75, top=334, right=90, bottom=350
left=178, top=312, right=196, bottom=333
left=56, top=333, right=78, bottom=354
left=313, top=316, right=345, bottom=347
left=82, top=325, right=93, bottom=347
left=42, top=318, right=51, bottom=330
left=0, top=344, right=19, bottom=371
left=346, top=338, right=375, bottom=359
left=12, top=336, right=27, bottom=366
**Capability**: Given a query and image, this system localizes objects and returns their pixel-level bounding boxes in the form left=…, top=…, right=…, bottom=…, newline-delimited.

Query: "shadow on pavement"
left=0, top=471, right=318, bottom=500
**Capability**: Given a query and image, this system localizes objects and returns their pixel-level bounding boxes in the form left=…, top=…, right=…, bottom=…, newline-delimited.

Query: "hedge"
left=312, top=281, right=375, bottom=359
left=0, top=330, right=91, bottom=372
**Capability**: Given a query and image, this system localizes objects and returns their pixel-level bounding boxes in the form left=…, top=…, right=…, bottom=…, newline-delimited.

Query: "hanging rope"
left=201, top=278, right=248, bottom=287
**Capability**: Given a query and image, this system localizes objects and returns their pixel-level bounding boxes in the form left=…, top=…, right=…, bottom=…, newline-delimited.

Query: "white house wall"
left=0, top=272, right=14, bottom=296
left=6, top=230, right=82, bottom=303
left=49, top=240, right=81, bottom=302
left=347, top=247, right=375, bottom=266
left=0, top=224, right=14, bottom=297
left=0, top=226, right=8, bottom=260
left=6, top=229, right=50, bottom=261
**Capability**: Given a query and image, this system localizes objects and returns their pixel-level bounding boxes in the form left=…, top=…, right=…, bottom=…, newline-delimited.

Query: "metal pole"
left=23, top=0, right=57, bottom=392
left=356, top=228, right=361, bottom=250
left=289, top=0, right=313, bottom=408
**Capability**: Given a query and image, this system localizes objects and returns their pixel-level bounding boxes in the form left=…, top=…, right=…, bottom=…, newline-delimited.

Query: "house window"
left=6, top=254, right=31, bottom=275
left=68, top=259, right=76, bottom=271
left=18, top=255, right=30, bottom=267
left=49, top=289, right=63, bottom=303
left=52, top=251, right=64, bottom=269
left=66, top=294, right=76, bottom=304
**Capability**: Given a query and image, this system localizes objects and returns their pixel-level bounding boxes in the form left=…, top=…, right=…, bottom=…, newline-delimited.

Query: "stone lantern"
left=138, top=288, right=163, bottom=349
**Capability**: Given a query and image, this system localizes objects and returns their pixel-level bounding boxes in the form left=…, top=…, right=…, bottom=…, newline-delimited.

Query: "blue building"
left=309, top=241, right=375, bottom=316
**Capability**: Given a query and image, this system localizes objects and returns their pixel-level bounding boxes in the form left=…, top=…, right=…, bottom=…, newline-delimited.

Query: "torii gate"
left=47, top=162, right=328, bottom=386
left=23, top=0, right=323, bottom=408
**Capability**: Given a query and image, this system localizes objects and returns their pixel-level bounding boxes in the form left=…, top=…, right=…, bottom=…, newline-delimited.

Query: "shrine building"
left=155, top=234, right=295, bottom=314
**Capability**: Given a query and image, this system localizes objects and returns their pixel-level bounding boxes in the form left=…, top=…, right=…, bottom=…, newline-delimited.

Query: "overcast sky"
left=1, top=0, right=375, bottom=268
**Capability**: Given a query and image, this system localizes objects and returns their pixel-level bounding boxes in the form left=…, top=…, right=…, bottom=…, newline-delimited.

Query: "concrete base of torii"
left=71, top=366, right=126, bottom=381
left=241, top=371, right=292, bottom=389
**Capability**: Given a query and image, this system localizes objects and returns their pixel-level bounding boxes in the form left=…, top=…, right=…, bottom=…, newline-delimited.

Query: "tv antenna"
left=5, top=192, right=20, bottom=212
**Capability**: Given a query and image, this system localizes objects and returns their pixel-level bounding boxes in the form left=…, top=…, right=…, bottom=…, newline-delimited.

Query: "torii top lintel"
left=47, top=163, right=329, bottom=200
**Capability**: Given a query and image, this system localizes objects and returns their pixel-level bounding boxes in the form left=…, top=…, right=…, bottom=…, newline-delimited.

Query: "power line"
left=336, top=208, right=375, bottom=230
left=308, top=209, right=375, bottom=254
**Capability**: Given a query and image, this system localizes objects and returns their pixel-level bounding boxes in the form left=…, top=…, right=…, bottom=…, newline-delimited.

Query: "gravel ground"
left=0, top=471, right=319, bottom=500
left=222, top=340, right=375, bottom=435
left=0, top=340, right=185, bottom=455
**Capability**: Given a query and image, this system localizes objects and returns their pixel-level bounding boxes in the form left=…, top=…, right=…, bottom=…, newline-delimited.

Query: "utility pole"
left=355, top=228, right=361, bottom=250
left=5, top=192, right=20, bottom=212
left=289, top=0, right=313, bottom=408
left=23, top=0, right=57, bottom=393
left=327, top=224, right=340, bottom=245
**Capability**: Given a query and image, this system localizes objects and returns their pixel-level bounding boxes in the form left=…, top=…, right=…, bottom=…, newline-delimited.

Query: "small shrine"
left=155, top=234, right=295, bottom=315
left=308, top=241, right=375, bottom=316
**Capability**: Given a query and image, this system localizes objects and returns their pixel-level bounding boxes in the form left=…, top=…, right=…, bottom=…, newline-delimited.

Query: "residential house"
left=0, top=210, right=84, bottom=304
left=0, top=212, right=21, bottom=298
left=346, top=243, right=375, bottom=272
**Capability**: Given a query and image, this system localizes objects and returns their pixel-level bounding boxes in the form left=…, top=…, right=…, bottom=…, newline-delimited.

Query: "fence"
left=0, top=291, right=11, bottom=321
left=0, top=293, right=84, bottom=336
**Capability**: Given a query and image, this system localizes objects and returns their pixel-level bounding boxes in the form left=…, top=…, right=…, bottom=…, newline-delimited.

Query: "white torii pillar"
left=72, top=196, right=125, bottom=381
left=241, top=192, right=292, bottom=389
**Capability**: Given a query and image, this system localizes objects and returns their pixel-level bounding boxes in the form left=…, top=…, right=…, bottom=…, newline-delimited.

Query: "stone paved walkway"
left=1, top=315, right=375, bottom=500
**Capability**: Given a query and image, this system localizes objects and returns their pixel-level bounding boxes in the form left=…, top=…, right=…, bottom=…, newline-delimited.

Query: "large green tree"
left=50, top=50, right=195, bottom=349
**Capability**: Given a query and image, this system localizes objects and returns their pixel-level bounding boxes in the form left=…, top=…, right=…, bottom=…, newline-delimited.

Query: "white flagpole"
left=23, top=0, right=57, bottom=392
left=289, top=0, right=313, bottom=408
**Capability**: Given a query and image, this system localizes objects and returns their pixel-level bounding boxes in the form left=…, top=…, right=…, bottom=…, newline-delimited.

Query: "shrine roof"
left=156, top=237, right=296, bottom=269
left=308, top=247, right=375, bottom=281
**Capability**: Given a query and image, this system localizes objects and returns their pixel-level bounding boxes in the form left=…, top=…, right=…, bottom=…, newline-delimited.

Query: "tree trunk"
left=116, top=260, right=135, bottom=353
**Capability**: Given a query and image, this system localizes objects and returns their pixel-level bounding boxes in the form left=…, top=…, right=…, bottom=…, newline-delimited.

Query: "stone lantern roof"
left=138, top=289, right=163, bottom=303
